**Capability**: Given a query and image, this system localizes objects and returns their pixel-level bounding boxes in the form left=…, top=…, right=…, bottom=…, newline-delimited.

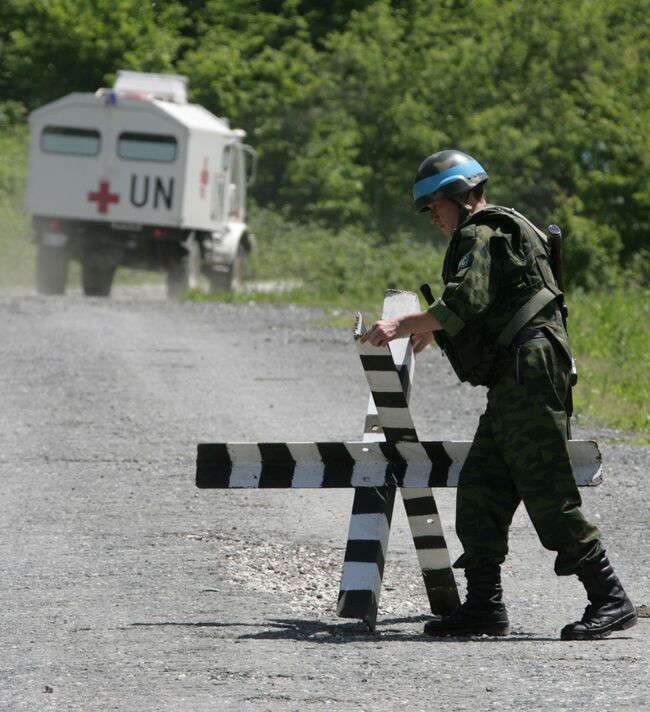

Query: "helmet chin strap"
left=453, top=196, right=473, bottom=227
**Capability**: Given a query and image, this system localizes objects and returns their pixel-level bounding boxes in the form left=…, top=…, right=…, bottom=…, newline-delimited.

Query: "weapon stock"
left=420, top=282, right=435, bottom=307
left=547, top=223, right=577, bottom=382
left=548, top=223, right=577, bottom=437
left=548, top=223, right=570, bottom=326
left=548, top=223, right=565, bottom=293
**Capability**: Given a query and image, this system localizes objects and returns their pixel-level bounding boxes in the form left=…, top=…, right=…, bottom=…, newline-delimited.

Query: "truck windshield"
left=41, top=126, right=100, bottom=156
left=118, top=132, right=177, bottom=162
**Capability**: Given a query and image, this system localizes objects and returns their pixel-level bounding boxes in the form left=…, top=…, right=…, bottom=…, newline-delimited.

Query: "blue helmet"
left=412, top=150, right=488, bottom=213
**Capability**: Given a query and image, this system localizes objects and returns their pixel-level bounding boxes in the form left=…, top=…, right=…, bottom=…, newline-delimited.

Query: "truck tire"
left=208, top=245, right=246, bottom=294
left=36, top=244, right=69, bottom=295
left=166, top=257, right=190, bottom=299
left=230, top=245, right=246, bottom=291
left=82, top=262, right=115, bottom=297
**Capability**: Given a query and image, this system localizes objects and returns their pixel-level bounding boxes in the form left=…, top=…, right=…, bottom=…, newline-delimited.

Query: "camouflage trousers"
left=454, top=334, right=603, bottom=576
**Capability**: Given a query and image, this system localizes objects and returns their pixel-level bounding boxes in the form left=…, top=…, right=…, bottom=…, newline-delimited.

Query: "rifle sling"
left=496, top=287, right=558, bottom=349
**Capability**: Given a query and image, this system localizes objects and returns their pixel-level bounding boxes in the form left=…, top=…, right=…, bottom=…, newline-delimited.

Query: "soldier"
left=361, top=150, right=637, bottom=640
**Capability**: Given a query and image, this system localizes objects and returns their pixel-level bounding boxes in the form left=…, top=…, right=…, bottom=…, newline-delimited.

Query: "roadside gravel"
left=0, top=286, right=647, bottom=711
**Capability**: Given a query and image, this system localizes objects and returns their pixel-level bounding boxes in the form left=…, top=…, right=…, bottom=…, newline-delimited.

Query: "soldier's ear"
left=460, top=191, right=473, bottom=211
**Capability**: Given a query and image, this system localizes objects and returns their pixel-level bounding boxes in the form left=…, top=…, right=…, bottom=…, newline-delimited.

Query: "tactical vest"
left=436, top=204, right=563, bottom=387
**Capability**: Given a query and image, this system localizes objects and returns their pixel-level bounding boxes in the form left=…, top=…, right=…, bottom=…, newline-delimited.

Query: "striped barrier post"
left=336, top=290, right=459, bottom=630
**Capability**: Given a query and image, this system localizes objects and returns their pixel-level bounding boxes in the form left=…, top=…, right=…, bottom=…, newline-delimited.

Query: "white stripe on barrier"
left=347, top=513, right=392, bottom=542
left=373, top=408, right=414, bottom=429
left=402, top=459, right=437, bottom=487
left=406, top=513, right=444, bottom=539
left=340, top=562, right=383, bottom=592
left=362, top=371, right=406, bottom=393
left=287, top=442, right=325, bottom=487
left=227, top=442, right=262, bottom=487
left=419, top=549, right=458, bottom=571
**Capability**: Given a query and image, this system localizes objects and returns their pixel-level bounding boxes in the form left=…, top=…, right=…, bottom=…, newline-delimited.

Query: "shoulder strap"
left=466, top=204, right=549, bottom=244
left=496, top=287, right=557, bottom=348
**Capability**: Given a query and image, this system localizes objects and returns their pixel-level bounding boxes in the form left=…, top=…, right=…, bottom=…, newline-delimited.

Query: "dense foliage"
left=1, top=0, right=648, bottom=287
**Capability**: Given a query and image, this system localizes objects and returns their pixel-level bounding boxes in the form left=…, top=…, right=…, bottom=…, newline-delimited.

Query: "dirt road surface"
left=1, top=287, right=647, bottom=711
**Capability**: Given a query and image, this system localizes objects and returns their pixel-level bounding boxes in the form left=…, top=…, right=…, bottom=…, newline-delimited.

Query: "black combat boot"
left=561, top=554, right=637, bottom=640
left=423, top=566, right=511, bottom=637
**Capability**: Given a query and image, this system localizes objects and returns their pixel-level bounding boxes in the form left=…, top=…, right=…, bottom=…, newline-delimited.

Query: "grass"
left=0, top=125, right=33, bottom=287
left=569, top=288, right=650, bottom=437
left=188, top=205, right=446, bottom=321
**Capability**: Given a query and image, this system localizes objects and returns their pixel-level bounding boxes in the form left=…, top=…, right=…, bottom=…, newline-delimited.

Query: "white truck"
left=25, top=70, right=257, bottom=297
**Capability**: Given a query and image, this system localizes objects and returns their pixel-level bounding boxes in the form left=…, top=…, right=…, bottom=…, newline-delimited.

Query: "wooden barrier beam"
left=196, top=438, right=602, bottom=489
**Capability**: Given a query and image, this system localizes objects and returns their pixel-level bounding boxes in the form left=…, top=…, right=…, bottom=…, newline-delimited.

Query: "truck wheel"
left=36, top=244, right=69, bottom=295
left=230, top=245, right=246, bottom=291
left=166, top=257, right=190, bottom=299
left=208, top=245, right=246, bottom=294
left=82, top=262, right=115, bottom=297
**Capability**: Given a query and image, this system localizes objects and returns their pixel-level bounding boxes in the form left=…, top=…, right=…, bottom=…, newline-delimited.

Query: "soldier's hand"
left=411, top=331, right=434, bottom=354
left=360, top=318, right=400, bottom=347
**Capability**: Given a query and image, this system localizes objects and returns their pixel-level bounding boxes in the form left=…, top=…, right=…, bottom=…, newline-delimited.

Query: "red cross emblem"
left=199, top=158, right=209, bottom=198
left=88, top=180, right=120, bottom=214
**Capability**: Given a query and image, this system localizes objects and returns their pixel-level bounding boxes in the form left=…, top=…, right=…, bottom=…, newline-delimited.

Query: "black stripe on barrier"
left=195, top=444, right=232, bottom=488
left=317, top=442, right=356, bottom=487
left=402, top=495, right=440, bottom=517
left=195, top=462, right=233, bottom=488
left=363, top=414, right=383, bottom=435
left=421, top=441, right=453, bottom=486
left=413, top=535, right=448, bottom=550
left=258, top=443, right=295, bottom=487
left=383, top=427, right=418, bottom=442
left=397, top=363, right=411, bottom=398
left=337, top=589, right=379, bottom=629
left=378, top=442, right=408, bottom=483
left=371, top=391, right=408, bottom=408
left=344, top=539, right=385, bottom=572
left=197, top=442, right=232, bottom=464
left=350, top=487, right=396, bottom=522
left=360, top=355, right=396, bottom=372
left=421, top=569, right=460, bottom=615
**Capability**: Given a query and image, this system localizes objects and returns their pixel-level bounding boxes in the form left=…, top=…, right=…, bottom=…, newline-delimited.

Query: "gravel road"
left=1, top=286, right=647, bottom=711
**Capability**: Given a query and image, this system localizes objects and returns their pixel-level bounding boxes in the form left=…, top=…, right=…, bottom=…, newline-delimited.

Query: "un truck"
left=25, top=70, right=257, bottom=297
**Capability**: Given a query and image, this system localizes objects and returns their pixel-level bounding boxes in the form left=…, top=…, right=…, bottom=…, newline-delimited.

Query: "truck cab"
left=25, top=70, right=257, bottom=297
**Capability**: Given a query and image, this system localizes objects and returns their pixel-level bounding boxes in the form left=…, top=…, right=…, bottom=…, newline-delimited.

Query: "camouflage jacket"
left=427, top=204, right=572, bottom=387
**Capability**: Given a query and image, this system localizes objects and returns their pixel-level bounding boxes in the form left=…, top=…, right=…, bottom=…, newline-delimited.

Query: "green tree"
left=0, top=0, right=186, bottom=110
left=180, top=0, right=325, bottom=208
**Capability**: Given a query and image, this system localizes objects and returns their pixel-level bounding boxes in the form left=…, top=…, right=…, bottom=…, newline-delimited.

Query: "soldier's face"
left=427, top=198, right=459, bottom=236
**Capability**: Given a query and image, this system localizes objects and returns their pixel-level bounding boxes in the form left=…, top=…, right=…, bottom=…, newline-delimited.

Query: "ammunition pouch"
left=434, top=330, right=509, bottom=387
left=436, top=287, right=559, bottom=387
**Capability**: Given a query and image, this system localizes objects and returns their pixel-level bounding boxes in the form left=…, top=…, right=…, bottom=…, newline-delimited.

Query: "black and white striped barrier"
left=340, top=294, right=456, bottom=629
left=195, top=439, right=603, bottom=489
left=195, top=290, right=603, bottom=630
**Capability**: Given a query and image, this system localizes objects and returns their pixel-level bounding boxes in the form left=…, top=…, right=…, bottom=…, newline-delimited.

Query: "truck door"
left=210, top=143, right=229, bottom=225
left=211, top=142, right=254, bottom=225
left=225, top=142, right=256, bottom=221
left=227, top=144, right=244, bottom=220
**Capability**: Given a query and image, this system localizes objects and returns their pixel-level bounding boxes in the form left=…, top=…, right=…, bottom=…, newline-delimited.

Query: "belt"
left=511, top=327, right=545, bottom=346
